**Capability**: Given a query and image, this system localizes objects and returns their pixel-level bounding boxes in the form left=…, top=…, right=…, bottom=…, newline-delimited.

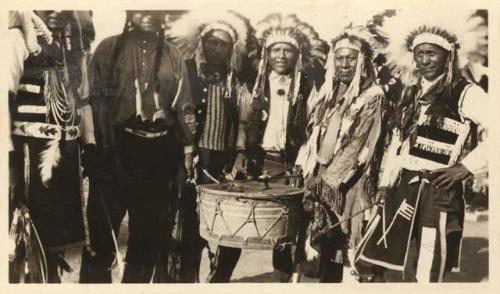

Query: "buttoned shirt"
left=89, top=31, right=196, bottom=152
left=198, top=82, right=228, bottom=151
left=261, top=71, right=291, bottom=151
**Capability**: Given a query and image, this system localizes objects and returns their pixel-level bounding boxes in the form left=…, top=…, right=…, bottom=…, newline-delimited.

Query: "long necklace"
left=44, top=46, right=75, bottom=129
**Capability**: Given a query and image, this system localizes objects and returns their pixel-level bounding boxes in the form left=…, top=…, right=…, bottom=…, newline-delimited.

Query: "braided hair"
left=66, top=11, right=95, bottom=99
left=108, top=12, right=166, bottom=93
left=397, top=48, right=463, bottom=143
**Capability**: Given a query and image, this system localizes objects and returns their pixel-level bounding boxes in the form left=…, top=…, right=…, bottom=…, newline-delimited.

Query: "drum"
left=198, top=181, right=304, bottom=250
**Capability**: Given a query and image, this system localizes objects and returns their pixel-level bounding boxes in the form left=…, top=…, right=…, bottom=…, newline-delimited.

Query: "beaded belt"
left=124, top=127, right=169, bottom=138
left=12, top=121, right=80, bottom=140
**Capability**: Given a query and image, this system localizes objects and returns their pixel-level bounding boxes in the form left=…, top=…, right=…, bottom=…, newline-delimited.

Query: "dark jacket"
left=88, top=32, right=196, bottom=153
left=185, top=58, right=241, bottom=149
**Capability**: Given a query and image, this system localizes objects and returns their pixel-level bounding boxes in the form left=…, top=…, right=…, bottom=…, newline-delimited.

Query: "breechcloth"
left=356, top=169, right=464, bottom=282
left=10, top=135, right=86, bottom=283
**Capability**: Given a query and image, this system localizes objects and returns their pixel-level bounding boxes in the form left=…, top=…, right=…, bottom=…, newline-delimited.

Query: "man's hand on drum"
left=289, top=165, right=304, bottom=188
left=232, top=150, right=247, bottom=176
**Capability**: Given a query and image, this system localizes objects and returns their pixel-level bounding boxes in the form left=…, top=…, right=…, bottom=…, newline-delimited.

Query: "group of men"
left=7, top=9, right=489, bottom=284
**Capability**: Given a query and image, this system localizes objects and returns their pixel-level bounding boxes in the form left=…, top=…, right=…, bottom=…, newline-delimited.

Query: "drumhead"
left=199, top=181, right=303, bottom=199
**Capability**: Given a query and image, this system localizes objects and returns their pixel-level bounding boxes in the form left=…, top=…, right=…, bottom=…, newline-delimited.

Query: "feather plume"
left=9, top=208, right=48, bottom=283
left=24, top=213, right=48, bottom=283
left=255, top=14, right=327, bottom=67
left=314, top=7, right=387, bottom=42
left=38, top=139, right=61, bottom=187
left=167, top=10, right=250, bottom=73
left=379, top=9, right=487, bottom=84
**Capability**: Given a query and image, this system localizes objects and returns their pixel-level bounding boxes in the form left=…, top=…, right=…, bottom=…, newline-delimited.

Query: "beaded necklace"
left=44, top=44, right=76, bottom=129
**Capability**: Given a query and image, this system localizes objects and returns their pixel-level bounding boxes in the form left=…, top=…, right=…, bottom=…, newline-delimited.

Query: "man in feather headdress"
left=295, top=25, right=386, bottom=283
left=206, top=14, right=327, bottom=283
left=165, top=10, right=257, bottom=283
left=355, top=10, right=490, bottom=282
left=79, top=11, right=197, bottom=283
left=8, top=10, right=95, bottom=283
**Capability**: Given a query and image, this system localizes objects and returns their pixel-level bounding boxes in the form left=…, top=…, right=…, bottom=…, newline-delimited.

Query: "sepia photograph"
left=1, top=0, right=497, bottom=291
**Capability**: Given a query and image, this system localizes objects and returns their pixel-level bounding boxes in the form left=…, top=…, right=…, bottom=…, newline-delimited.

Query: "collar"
left=195, top=48, right=231, bottom=83
left=129, top=30, right=160, bottom=44
left=268, top=71, right=292, bottom=84
left=420, top=74, right=445, bottom=95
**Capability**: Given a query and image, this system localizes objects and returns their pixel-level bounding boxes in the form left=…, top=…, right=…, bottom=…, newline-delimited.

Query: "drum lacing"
left=200, top=190, right=300, bottom=248
left=206, top=198, right=234, bottom=239
left=260, top=205, right=290, bottom=245
left=231, top=203, right=260, bottom=242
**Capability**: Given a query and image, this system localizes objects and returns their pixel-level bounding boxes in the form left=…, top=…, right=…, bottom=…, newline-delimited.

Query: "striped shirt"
left=198, top=83, right=228, bottom=151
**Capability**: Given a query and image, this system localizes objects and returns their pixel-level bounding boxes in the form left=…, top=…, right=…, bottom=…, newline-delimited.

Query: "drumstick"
left=202, top=168, right=221, bottom=184
left=92, top=179, right=124, bottom=276
left=257, top=174, right=303, bottom=181
left=313, top=200, right=381, bottom=240
left=223, top=170, right=297, bottom=184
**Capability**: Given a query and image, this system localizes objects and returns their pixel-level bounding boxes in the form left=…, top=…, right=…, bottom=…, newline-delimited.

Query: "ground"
left=60, top=212, right=488, bottom=283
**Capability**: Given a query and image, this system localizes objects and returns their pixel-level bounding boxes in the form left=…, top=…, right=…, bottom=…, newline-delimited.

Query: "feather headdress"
left=255, top=14, right=327, bottom=68
left=252, top=14, right=328, bottom=105
left=380, top=9, right=487, bottom=84
left=167, top=10, right=251, bottom=74
left=310, top=11, right=385, bottom=111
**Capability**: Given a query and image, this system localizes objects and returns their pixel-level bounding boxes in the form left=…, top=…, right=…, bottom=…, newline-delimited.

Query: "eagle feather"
left=38, top=139, right=61, bottom=187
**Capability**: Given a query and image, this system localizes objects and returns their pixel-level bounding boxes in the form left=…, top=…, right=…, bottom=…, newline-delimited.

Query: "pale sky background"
left=90, top=7, right=386, bottom=51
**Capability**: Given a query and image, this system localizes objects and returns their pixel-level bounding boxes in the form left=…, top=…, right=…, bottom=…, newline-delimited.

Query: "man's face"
left=268, top=43, right=298, bottom=75
left=36, top=11, right=72, bottom=31
left=130, top=12, right=161, bottom=33
left=413, top=43, right=449, bottom=81
left=164, top=14, right=174, bottom=30
left=334, top=48, right=359, bottom=84
left=202, top=30, right=233, bottom=67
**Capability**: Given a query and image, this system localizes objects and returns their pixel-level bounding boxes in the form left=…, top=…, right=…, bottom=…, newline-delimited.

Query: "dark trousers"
left=305, top=207, right=345, bottom=283
left=173, top=148, right=229, bottom=282
left=319, top=259, right=344, bottom=283
left=79, top=175, right=125, bottom=283
left=317, top=227, right=345, bottom=283
left=80, top=130, right=180, bottom=283
left=121, top=173, right=173, bottom=283
left=207, top=245, right=294, bottom=283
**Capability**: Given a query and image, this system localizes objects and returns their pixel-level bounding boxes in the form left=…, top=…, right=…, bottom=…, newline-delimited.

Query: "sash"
left=316, top=100, right=348, bottom=165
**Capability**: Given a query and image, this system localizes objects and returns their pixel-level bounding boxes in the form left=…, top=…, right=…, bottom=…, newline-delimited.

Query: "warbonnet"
left=380, top=9, right=487, bottom=85
left=252, top=13, right=329, bottom=105
left=167, top=10, right=254, bottom=97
